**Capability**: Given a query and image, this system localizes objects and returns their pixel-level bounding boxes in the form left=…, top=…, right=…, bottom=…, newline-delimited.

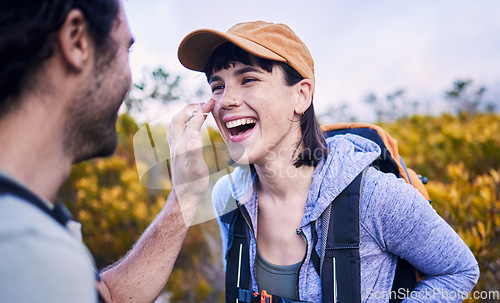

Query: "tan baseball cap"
left=178, top=21, right=315, bottom=91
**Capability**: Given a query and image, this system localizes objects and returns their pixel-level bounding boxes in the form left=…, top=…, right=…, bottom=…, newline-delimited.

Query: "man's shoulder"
left=0, top=194, right=94, bottom=262
left=0, top=193, right=91, bottom=255
left=1, top=194, right=67, bottom=236
left=0, top=195, right=97, bottom=302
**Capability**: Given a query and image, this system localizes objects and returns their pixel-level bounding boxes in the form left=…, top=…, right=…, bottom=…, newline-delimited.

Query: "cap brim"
left=178, top=29, right=286, bottom=73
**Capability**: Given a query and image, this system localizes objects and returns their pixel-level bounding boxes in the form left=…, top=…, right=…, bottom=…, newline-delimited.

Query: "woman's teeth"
left=225, top=118, right=257, bottom=129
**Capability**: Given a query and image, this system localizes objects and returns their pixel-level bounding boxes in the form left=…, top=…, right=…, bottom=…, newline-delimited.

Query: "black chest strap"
left=311, top=170, right=364, bottom=303
left=221, top=204, right=252, bottom=303
left=311, top=168, right=417, bottom=303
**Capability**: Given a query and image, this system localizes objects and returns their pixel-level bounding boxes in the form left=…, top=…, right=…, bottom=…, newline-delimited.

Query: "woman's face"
left=209, top=61, right=302, bottom=166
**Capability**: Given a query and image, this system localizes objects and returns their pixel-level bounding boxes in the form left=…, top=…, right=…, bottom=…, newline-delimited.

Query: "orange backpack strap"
left=321, top=123, right=430, bottom=201
left=406, top=168, right=430, bottom=201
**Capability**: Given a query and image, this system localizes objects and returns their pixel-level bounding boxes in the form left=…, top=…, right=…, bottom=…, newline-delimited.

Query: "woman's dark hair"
left=0, top=0, right=120, bottom=112
left=206, top=43, right=329, bottom=167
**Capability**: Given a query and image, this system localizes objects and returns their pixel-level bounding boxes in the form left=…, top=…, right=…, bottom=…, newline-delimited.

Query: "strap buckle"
left=260, top=290, right=272, bottom=303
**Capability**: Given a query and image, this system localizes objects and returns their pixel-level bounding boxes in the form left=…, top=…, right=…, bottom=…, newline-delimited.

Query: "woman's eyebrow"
left=209, top=66, right=263, bottom=84
left=234, top=66, right=263, bottom=76
left=208, top=75, right=222, bottom=84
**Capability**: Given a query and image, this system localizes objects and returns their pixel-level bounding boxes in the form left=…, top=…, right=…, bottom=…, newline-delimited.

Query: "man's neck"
left=0, top=101, right=73, bottom=204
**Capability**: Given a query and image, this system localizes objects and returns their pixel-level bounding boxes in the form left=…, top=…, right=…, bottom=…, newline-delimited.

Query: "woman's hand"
left=167, top=99, right=215, bottom=214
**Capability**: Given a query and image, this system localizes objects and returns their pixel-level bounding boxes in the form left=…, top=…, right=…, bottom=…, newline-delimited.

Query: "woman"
left=177, top=21, right=479, bottom=303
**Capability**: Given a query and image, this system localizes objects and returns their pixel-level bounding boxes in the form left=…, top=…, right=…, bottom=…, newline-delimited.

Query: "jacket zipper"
left=295, top=227, right=309, bottom=300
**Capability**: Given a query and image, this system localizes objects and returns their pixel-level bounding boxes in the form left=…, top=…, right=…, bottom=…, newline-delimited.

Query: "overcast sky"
left=122, top=0, right=500, bottom=122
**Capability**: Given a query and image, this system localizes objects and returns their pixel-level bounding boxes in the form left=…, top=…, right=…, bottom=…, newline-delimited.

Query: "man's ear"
left=294, top=79, right=313, bottom=115
left=58, top=9, right=92, bottom=71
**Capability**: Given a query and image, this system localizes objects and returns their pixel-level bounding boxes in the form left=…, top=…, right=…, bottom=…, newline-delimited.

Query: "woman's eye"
left=211, top=85, right=224, bottom=93
left=242, top=78, right=257, bottom=85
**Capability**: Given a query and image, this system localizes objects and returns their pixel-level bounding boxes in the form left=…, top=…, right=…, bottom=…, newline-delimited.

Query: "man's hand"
left=100, top=99, right=216, bottom=302
left=167, top=99, right=215, bottom=219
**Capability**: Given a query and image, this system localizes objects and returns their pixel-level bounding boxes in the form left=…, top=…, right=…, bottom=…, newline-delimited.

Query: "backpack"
left=220, top=123, right=430, bottom=303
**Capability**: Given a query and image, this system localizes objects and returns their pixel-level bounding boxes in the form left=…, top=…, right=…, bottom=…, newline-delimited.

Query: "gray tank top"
left=255, top=250, right=301, bottom=300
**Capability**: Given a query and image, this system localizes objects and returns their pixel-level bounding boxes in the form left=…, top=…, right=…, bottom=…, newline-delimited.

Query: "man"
left=0, top=1, right=213, bottom=302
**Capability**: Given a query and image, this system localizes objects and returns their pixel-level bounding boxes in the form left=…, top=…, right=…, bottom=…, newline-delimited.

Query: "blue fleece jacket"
left=212, top=134, right=479, bottom=303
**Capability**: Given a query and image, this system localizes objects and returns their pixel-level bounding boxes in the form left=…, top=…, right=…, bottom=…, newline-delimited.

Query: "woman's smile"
left=223, top=115, right=258, bottom=142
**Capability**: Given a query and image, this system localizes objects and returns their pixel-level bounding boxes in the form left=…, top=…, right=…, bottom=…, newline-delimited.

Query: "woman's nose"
left=217, top=86, right=242, bottom=110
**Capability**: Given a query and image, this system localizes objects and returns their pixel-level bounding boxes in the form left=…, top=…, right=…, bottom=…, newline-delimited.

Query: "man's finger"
left=186, top=131, right=204, bottom=166
left=169, top=103, right=203, bottom=146
left=185, top=131, right=209, bottom=188
left=185, top=99, right=215, bottom=133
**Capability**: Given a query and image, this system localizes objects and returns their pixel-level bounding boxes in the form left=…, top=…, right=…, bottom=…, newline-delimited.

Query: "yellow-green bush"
left=383, top=114, right=500, bottom=301
left=381, top=113, right=500, bottom=182
left=426, top=165, right=500, bottom=302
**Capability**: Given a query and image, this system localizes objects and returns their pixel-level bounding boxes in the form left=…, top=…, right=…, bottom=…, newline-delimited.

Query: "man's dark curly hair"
left=0, top=0, right=120, bottom=113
